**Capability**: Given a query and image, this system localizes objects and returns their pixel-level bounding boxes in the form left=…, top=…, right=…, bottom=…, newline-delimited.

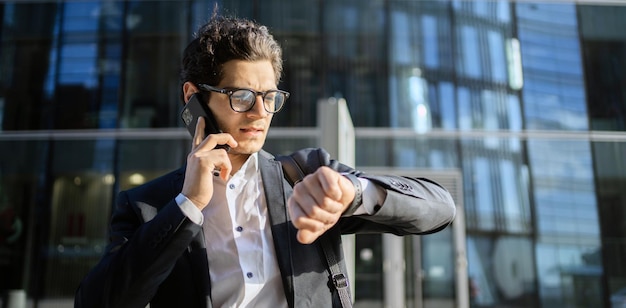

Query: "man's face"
left=207, top=60, right=277, bottom=155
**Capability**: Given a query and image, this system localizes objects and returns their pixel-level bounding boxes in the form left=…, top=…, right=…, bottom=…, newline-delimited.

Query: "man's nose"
left=248, top=95, right=269, bottom=117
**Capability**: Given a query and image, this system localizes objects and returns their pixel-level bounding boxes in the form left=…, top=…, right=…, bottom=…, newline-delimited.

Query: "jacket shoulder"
left=276, top=147, right=336, bottom=173
left=121, top=167, right=185, bottom=206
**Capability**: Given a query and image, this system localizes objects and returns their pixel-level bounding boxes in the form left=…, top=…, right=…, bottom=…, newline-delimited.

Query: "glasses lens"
left=264, top=91, right=285, bottom=113
left=230, top=90, right=255, bottom=112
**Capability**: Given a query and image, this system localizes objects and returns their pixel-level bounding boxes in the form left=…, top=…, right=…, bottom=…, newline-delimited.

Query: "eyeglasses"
left=197, top=84, right=289, bottom=113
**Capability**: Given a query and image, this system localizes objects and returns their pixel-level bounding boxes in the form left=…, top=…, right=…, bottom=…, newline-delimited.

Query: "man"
left=75, top=14, right=456, bottom=308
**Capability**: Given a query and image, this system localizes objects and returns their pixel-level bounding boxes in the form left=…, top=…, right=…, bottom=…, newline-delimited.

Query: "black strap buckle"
left=332, top=273, right=349, bottom=289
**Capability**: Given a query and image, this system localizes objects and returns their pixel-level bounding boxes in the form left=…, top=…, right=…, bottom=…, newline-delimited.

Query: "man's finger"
left=193, top=117, right=205, bottom=149
left=314, top=167, right=343, bottom=201
left=296, top=229, right=323, bottom=244
left=289, top=198, right=341, bottom=244
left=289, top=199, right=326, bottom=227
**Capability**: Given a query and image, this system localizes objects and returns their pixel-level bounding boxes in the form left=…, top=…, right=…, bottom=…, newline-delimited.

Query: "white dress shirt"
left=176, top=153, right=384, bottom=307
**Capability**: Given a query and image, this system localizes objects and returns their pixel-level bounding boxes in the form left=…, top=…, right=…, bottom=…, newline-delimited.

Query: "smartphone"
left=180, top=93, right=229, bottom=151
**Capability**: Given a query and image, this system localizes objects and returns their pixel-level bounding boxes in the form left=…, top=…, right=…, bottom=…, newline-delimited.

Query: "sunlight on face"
left=208, top=60, right=278, bottom=156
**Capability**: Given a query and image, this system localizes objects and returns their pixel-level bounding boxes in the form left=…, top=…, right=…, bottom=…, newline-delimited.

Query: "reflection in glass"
left=462, top=138, right=531, bottom=233
left=459, top=25, right=482, bottom=79
left=421, top=227, right=455, bottom=307
left=536, top=243, right=603, bottom=307
left=518, top=2, right=588, bottom=131
left=117, top=139, right=188, bottom=189
left=423, top=15, right=439, bottom=69
left=528, top=139, right=602, bottom=307
left=529, top=140, right=599, bottom=243
left=580, top=5, right=626, bottom=131
left=439, top=82, right=457, bottom=130
left=120, top=1, right=186, bottom=129
left=467, top=236, right=536, bottom=307
left=0, top=140, right=48, bottom=293
left=592, top=141, right=626, bottom=300
left=354, top=234, right=383, bottom=303
left=487, top=30, right=507, bottom=83
left=46, top=173, right=112, bottom=296
left=44, top=139, right=116, bottom=296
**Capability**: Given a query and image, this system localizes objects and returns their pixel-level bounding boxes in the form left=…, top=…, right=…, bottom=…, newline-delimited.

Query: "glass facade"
left=1, top=1, right=625, bottom=307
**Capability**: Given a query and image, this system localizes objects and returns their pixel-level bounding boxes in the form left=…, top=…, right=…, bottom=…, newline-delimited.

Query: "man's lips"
left=240, top=127, right=264, bottom=134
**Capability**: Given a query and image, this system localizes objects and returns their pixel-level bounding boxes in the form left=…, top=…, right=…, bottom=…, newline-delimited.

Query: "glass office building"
left=1, top=1, right=625, bottom=307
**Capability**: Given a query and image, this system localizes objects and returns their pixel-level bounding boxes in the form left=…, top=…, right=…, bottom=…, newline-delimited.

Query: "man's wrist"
left=176, top=193, right=203, bottom=225
left=341, top=173, right=363, bottom=216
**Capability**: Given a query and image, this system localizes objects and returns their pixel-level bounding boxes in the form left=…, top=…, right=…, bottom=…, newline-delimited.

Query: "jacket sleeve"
left=286, top=147, right=457, bottom=235
left=344, top=174, right=456, bottom=235
left=74, top=190, right=202, bottom=308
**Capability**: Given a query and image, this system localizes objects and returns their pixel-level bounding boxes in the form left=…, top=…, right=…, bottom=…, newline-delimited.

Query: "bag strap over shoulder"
left=275, top=153, right=353, bottom=308
left=277, top=154, right=305, bottom=187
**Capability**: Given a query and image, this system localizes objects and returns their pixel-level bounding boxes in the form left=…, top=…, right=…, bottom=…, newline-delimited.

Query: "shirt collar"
left=231, top=152, right=259, bottom=181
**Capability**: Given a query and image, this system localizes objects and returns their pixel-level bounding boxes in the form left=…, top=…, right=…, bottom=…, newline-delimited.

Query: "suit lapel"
left=259, top=151, right=295, bottom=308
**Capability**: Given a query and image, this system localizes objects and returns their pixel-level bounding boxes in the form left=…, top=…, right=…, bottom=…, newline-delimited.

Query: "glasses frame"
left=197, top=83, right=290, bottom=113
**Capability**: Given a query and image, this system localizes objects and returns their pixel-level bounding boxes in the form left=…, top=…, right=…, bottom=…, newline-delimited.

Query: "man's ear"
left=182, top=82, right=199, bottom=104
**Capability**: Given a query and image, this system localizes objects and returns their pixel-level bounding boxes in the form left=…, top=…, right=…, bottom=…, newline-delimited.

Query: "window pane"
left=45, top=139, right=115, bottom=296
left=462, top=138, right=530, bottom=233
left=579, top=5, right=626, bottom=131
left=0, top=140, right=48, bottom=291
left=422, top=228, right=455, bottom=306
left=518, top=2, right=588, bottom=131
left=528, top=139, right=603, bottom=307
left=121, top=1, right=187, bottom=129
left=468, top=236, right=536, bottom=306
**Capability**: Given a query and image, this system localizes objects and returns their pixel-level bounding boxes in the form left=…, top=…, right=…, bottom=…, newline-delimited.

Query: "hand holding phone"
left=180, top=93, right=230, bottom=151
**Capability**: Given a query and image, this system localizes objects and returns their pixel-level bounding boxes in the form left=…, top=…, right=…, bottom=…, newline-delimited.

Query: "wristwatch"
left=341, top=173, right=363, bottom=216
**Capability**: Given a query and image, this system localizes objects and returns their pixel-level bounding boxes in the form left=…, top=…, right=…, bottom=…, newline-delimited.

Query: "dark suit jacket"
left=75, top=148, right=456, bottom=308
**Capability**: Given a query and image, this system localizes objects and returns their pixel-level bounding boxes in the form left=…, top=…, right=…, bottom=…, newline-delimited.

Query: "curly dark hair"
left=179, top=12, right=283, bottom=103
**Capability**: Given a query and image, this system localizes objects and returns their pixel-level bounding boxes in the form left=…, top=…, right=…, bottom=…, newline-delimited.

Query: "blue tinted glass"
left=439, top=82, right=457, bottom=130
left=518, top=2, right=588, bottom=130
left=423, top=15, right=439, bottom=68
left=58, top=44, right=97, bottom=86
left=468, top=236, right=536, bottom=305
left=500, top=160, right=531, bottom=232
left=458, top=87, right=471, bottom=129
left=528, top=139, right=601, bottom=307
left=507, top=95, right=522, bottom=132
left=497, top=1, right=510, bottom=23
left=535, top=243, right=603, bottom=307
left=62, top=2, right=99, bottom=32
left=391, top=11, right=413, bottom=65
left=421, top=228, right=455, bottom=298
left=488, top=30, right=506, bottom=82
left=473, top=157, right=496, bottom=230
left=459, top=25, right=482, bottom=78
left=463, top=136, right=530, bottom=233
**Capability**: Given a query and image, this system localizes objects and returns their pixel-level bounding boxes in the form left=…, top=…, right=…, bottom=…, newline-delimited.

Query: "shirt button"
left=235, top=226, right=243, bottom=232
left=229, top=183, right=236, bottom=189
left=246, top=272, right=253, bottom=278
